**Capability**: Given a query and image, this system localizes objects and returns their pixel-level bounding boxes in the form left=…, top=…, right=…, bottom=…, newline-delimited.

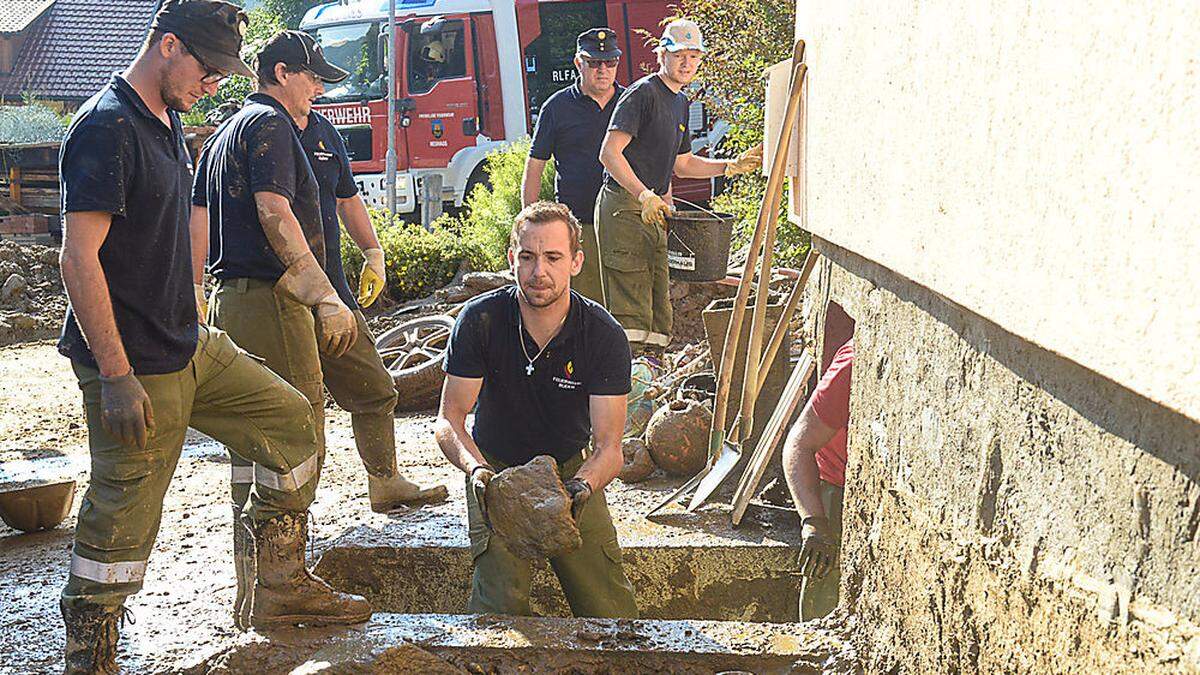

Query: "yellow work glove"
left=194, top=283, right=208, bottom=325
left=357, top=247, right=386, bottom=308
left=724, top=143, right=763, bottom=177
left=637, top=189, right=671, bottom=227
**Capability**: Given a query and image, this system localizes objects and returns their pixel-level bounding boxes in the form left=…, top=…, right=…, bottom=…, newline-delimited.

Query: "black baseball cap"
left=577, top=28, right=621, bottom=60
left=257, top=30, right=349, bottom=84
left=151, top=0, right=254, bottom=79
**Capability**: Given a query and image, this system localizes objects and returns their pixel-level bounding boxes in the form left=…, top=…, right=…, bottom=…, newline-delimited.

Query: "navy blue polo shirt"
left=443, top=286, right=632, bottom=466
left=529, top=83, right=623, bottom=223
left=192, top=93, right=324, bottom=282
left=57, top=75, right=198, bottom=375
left=300, top=111, right=359, bottom=308
left=604, top=74, right=691, bottom=195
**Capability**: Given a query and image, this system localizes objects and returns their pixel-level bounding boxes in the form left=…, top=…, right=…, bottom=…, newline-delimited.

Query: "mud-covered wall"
left=804, top=241, right=1200, bottom=672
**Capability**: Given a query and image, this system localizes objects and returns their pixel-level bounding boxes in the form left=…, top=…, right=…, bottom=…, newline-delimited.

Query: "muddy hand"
left=98, top=371, right=156, bottom=449
left=797, top=515, right=838, bottom=578
left=637, top=190, right=671, bottom=227
left=563, top=477, right=593, bottom=521
left=471, top=464, right=496, bottom=530
left=316, top=295, right=358, bottom=357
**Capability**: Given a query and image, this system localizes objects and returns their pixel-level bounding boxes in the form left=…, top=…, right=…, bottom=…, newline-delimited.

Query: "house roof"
left=0, top=0, right=55, bottom=34
left=0, top=0, right=161, bottom=102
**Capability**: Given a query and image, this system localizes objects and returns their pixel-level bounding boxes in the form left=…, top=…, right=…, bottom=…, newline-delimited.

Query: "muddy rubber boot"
left=367, top=473, right=448, bottom=512
left=249, top=511, right=372, bottom=629
left=231, top=505, right=256, bottom=632
left=61, top=599, right=132, bottom=675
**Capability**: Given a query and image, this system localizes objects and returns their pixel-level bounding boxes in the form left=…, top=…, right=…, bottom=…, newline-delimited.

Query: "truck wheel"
left=376, top=314, right=455, bottom=412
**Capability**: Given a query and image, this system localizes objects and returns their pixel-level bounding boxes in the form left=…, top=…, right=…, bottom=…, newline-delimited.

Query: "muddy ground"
left=0, top=340, right=468, bottom=673
left=0, top=340, right=809, bottom=674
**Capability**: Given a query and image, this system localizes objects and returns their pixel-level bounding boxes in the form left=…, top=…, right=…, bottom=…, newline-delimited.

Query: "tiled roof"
left=0, top=0, right=161, bottom=102
left=0, top=0, right=54, bottom=34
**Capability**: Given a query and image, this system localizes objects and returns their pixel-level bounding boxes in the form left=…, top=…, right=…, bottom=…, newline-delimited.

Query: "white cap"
left=659, top=19, right=705, bottom=53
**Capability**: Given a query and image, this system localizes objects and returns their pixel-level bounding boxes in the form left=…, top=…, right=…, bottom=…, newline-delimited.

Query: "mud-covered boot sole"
left=369, top=485, right=449, bottom=512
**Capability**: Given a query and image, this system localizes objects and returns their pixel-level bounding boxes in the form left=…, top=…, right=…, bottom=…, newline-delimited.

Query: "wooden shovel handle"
left=710, top=48, right=807, bottom=456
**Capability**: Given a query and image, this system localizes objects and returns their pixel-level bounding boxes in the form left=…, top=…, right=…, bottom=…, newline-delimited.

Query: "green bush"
left=443, top=138, right=555, bottom=270
left=0, top=100, right=67, bottom=144
left=342, top=207, right=491, bottom=302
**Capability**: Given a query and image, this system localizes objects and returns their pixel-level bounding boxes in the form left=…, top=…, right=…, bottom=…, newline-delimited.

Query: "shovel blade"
left=686, top=441, right=741, bottom=512
left=645, top=468, right=709, bottom=518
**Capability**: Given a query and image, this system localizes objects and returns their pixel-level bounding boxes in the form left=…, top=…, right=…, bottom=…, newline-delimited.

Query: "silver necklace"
left=517, top=310, right=567, bottom=376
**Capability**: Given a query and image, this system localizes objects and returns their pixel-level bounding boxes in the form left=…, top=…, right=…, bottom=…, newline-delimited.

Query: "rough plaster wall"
left=793, top=2, right=1200, bottom=422
left=806, top=243, right=1200, bottom=672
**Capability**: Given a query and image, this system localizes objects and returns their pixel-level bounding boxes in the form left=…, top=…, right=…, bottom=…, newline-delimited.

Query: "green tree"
left=673, top=0, right=809, bottom=265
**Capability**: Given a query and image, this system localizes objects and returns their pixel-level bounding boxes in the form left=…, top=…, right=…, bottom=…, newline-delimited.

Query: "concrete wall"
left=792, top=1, right=1200, bottom=422
left=804, top=245, right=1200, bottom=672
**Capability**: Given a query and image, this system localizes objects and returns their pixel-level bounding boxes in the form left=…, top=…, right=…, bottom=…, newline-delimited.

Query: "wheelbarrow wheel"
left=376, top=314, right=455, bottom=412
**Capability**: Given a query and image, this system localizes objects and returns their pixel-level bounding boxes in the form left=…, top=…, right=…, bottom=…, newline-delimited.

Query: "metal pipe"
left=385, top=0, right=397, bottom=222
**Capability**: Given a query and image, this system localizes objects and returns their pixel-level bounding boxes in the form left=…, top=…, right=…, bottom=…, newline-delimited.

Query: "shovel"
left=647, top=43, right=807, bottom=517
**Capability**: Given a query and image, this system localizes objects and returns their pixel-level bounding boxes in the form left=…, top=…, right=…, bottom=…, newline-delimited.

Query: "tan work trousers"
left=214, top=278, right=401, bottom=507
left=63, top=325, right=320, bottom=609
left=593, top=183, right=671, bottom=347
left=466, top=452, right=639, bottom=618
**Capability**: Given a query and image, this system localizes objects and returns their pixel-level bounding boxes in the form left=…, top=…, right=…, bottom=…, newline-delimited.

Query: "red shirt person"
left=782, top=339, right=853, bottom=620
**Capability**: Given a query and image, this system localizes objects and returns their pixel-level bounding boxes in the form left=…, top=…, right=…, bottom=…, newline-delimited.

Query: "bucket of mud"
left=666, top=202, right=735, bottom=282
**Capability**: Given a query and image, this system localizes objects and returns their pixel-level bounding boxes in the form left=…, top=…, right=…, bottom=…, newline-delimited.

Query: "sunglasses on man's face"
left=180, top=40, right=231, bottom=86
left=583, top=58, right=619, bottom=70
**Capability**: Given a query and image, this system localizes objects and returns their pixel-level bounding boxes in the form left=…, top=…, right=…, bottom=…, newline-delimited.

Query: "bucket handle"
left=611, top=196, right=723, bottom=221
left=667, top=227, right=696, bottom=256
left=671, top=196, right=723, bottom=221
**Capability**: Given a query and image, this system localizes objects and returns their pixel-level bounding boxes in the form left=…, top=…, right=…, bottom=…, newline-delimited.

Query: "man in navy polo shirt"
left=435, top=201, right=638, bottom=617
left=521, top=28, right=623, bottom=303
left=191, top=30, right=373, bottom=631
left=289, top=68, right=447, bottom=513
left=57, top=2, right=367, bottom=671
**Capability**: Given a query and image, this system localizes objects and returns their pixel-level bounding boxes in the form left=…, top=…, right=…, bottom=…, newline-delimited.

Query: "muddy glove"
left=637, top=189, right=671, bottom=227
left=470, top=464, right=496, bottom=530
left=724, top=143, right=763, bottom=177
left=99, top=370, right=156, bottom=449
left=357, top=247, right=386, bottom=309
left=275, top=253, right=359, bottom=358
left=563, top=477, right=593, bottom=521
left=797, top=515, right=839, bottom=579
left=194, top=283, right=208, bottom=325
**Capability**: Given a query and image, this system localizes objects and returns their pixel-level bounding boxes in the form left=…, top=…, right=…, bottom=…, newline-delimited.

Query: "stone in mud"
left=619, top=437, right=657, bottom=483
left=1, top=273, right=26, bottom=302
left=485, top=455, right=581, bottom=561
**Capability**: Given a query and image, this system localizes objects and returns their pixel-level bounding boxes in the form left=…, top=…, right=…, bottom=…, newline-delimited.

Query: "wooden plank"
left=730, top=350, right=816, bottom=526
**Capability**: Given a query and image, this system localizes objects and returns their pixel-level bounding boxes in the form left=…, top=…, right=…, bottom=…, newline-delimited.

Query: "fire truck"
left=299, top=0, right=728, bottom=215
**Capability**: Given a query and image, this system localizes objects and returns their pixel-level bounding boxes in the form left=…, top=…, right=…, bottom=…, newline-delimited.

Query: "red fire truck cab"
left=300, top=0, right=727, bottom=215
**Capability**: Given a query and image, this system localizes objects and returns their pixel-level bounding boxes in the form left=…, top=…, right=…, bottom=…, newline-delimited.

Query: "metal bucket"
left=666, top=201, right=735, bottom=282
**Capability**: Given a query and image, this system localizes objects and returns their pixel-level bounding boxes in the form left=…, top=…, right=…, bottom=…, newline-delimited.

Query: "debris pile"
left=0, top=240, right=65, bottom=346
left=668, top=281, right=735, bottom=348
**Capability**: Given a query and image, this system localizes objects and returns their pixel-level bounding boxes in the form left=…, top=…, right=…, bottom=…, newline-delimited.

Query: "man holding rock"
left=435, top=201, right=638, bottom=617
left=597, top=19, right=762, bottom=348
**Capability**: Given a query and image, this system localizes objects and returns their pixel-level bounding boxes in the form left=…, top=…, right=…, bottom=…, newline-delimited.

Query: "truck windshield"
left=312, top=22, right=385, bottom=103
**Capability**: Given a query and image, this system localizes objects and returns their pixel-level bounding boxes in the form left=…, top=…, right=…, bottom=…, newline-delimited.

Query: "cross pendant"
left=525, top=363, right=535, bottom=376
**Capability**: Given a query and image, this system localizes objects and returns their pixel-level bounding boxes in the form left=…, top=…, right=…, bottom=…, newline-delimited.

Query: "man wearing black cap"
left=219, top=31, right=447, bottom=555
left=191, top=29, right=376, bottom=631
left=520, top=28, right=623, bottom=304
left=58, top=3, right=368, bottom=673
